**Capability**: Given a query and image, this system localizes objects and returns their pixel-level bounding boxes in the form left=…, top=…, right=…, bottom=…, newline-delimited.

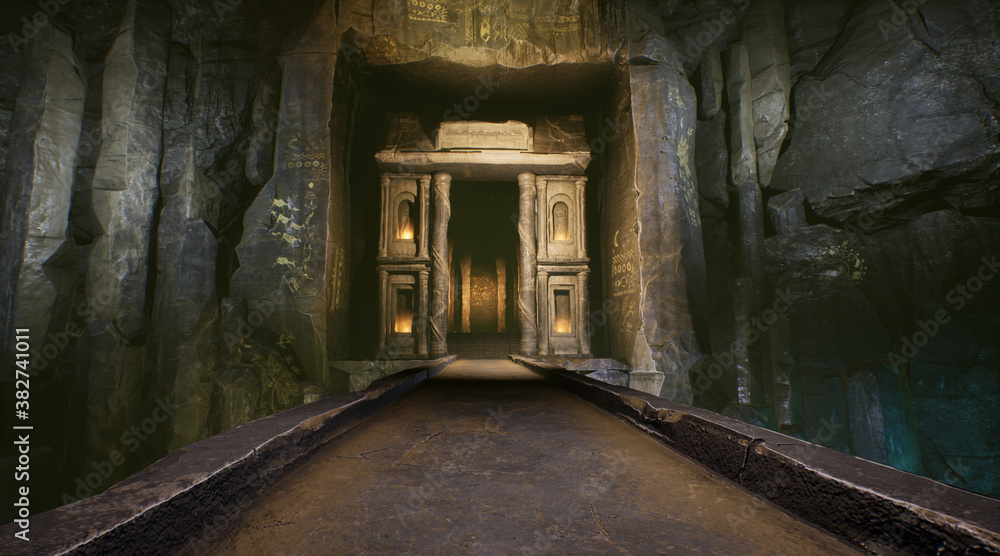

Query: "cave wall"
left=0, top=0, right=299, bottom=514
left=715, top=0, right=998, bottom=496
left=0, top=0, right=998, bottom=519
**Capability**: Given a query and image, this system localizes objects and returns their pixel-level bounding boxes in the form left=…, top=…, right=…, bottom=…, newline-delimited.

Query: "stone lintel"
left=375, top=151, right=591, bottom=181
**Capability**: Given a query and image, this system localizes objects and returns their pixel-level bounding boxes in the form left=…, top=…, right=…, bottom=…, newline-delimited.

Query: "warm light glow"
left=552, top=202, right=570, bottom=241
left=397, top=199, right=415, bottom=240
left=554, top=290, right=571, bottom=333
left=395, top=312, right=412, bottom=333
left=395, top=290, right=413, bottom=333
left=554, top=314, right=571, bottom=333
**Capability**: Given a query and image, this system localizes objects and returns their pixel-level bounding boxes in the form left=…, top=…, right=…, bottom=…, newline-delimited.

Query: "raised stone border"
left=0, top=356, right=456, bottom=555
left=510, top=355, right=1000, bottom=554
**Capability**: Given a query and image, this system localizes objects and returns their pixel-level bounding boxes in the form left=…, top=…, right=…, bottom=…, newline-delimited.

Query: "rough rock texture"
left=771, top=0, right=1000, bottom=227
left=0, top=25, right=85, bottom=363
left=597, top=5, right=708, bottom=401
left=785, top=1, right=850, bottom=79
left=698, top=50, right=724, bottom=119
left=85, top=0, right=170, bottom=337
left=766, top=225, right=893, bottom=453
left=843, top=359, right=922, bottom=474
left=724, top=42, right=756, bottom=188
left=742, top=0, right=790, bottom=187
left=765, top=213, right=1000, bottom=496
left=767, top=188, right=807, bottom=235
left=629, top=62, right=705, bottom=403
left=661, top=0, right=748, bottom=75
left=229, top=50, right=343, bottom=382
left=876, top=211, right=1000, bottom=497
left=148, top=215, right=220, bottom=451
left=209, top=365, right=259, bottom=433
left=695, top=111, right=729, bottom=210
left=694, top=105, right=738, bottom=363
left=584, top=369, right=630, bottom=387
left=74, top=320, right=146, bottom=486
left=73, top=0, right=171, bottom=490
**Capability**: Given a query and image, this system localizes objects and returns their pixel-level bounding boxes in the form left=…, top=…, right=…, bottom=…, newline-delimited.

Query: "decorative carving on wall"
left=284, top=151, right=328, bottom=175
left=408, top=0, right=448, bottom=23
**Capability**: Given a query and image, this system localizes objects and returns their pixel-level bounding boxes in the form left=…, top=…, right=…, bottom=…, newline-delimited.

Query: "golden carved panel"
left=408, top=0, right=448, bottom=23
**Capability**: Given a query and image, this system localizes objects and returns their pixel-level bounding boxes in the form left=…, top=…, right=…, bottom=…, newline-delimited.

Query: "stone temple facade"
left=374, top=118, right=593, bottom=359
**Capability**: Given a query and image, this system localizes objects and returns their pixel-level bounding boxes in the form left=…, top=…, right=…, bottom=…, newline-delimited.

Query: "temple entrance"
left=372, top=118, right=593, bottom=359
left=448, top=182, right=519, bottom=335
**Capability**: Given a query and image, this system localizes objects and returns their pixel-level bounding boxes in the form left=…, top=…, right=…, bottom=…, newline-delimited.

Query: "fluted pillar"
left=579, top=271, right=591, bottom=355
left=517, top=171, right=538, bottom=355
left=575, top=178, right=587, bottom=259
left=537, top=268, right=549, bottom=355
left=536, top=177, right=548, bottom=259
left=417, top=268, right=429, bottom=357
left=378, top=175, right=389, bottom=258
left=377, top=268, right=388, bottom=355
left=430, top=172, right=451, bottom=357
left=418, top=175, right=430, bottom=259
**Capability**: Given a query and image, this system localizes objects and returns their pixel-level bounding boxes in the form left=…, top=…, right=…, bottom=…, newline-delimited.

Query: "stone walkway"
left=207, top=360, right=859, bottom=555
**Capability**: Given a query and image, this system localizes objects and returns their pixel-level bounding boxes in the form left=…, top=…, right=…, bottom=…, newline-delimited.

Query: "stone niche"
left=375, top=115, right=592, bottom=359
left=536, top=175, right=590, bottom=356
left=376, top=173, right=431, bottom=359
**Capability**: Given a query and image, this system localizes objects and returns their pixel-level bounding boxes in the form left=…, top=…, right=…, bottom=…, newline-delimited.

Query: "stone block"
left=767, top=189, right=807, bottom=235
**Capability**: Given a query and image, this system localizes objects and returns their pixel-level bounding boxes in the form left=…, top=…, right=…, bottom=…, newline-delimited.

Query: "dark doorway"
left=448, top=181, right=519, bottom=341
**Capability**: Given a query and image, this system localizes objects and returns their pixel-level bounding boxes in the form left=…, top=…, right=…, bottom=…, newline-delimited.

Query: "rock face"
left=229, top=51, right=343, bottom=383
left=843, top=359, right=922, bottom=474
left=725, top=42, right=757, bottom=189
left=767, top=189, right=807, bottom=235
left=742, top=0, right=790, bottom=187
left=74, top=0, right=171, bottom=484
left=698, top=51, right=724, bottom=119
left=770, top=0, right=1000, bottom=227
left=594, top=4, right=708, bottom=401
left=0, top=25, right=85, bottom=364
left=86, top=0, right=170, bottom=337
left=764, top=213, right=1000, bottom=496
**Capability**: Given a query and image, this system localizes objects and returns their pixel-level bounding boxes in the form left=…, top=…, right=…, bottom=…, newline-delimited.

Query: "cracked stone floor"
left=207, top=359, right=860, bottom=555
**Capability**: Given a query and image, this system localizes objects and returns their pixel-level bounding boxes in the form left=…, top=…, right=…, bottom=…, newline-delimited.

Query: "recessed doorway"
left=448, top=181, right=519, bottom=336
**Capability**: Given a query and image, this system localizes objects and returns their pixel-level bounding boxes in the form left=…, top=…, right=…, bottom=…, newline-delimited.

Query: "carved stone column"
left=536, top=268, right=549, bottom=355
left=536, top=177, right=548, bottom=259
left=578, top=271, right=591, bottom=355
left=377, top=268, right=388, bottom=355
left=418, top=175, right=430, bottom=259
left=378, top=175, right=389, bottom=258
left=417, top=268, right=429, bottom=357
left=575, top=178, right=587, bottom=259
left=517, top=171, right=538, bottom=355
left=430, top=172, right=451, bottom=357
